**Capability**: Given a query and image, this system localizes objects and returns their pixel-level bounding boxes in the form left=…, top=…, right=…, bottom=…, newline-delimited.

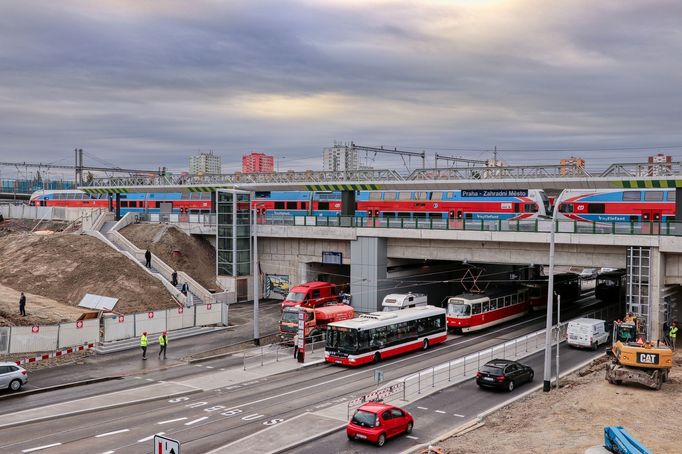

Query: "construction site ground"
left=0, top=218, right=177, bottom=326
left=440, top=353, right=682, bottom=454
left=119, top=223, right=218, bottom=291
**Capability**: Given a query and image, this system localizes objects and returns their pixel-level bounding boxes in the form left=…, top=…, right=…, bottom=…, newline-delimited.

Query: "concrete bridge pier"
left=350, top=237, right=387, bottom=313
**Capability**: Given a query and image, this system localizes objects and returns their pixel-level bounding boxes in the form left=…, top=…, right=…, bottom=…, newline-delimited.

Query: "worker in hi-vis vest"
left=670, top=321, right=679, bottom=351
left=158, top=331, right=168, bottom=359
left=140, top=331, right=148, bottom=360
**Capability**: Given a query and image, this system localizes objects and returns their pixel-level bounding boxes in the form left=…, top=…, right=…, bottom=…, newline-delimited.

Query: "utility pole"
left=556, top=293, right=561, bottom=389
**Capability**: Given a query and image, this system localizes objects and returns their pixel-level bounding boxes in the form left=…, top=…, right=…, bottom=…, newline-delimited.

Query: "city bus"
left=446, top=287, right=530, bottom=333
left=524, top=272, right=582, bottom=311
left=325, top=305, right=447, bottom=366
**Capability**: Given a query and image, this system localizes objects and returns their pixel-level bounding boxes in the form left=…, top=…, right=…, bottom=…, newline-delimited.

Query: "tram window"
left=286, top=202, right=297, bottom=209
left=471, top=303, right=481, bottom=315
left=623, top=191, right=641, bottom=201
left=369, top=192, right=383, bottom=201
left=667, top=191, right=676, bottom=201
left=489, top=299, right=498, bottom=310
left=587, top=203, right=605, bottom=214
left=482, top=301, right=489, bottom=312
left=274, top=202, right=284, bottom=209
left=414, top=192, right=428, bottom=200
left=644, top=191, right=664, bottom=201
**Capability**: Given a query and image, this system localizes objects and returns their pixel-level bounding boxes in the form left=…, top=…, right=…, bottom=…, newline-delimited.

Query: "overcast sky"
left=1, top=0, right=681, bottom=178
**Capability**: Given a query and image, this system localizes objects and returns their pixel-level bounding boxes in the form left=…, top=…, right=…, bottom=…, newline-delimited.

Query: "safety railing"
left=242, top=337, right=327, bottom=370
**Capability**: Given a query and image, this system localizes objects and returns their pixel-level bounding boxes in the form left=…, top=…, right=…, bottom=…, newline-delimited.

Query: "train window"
left=465, top=213, right=473, bottom=220
left=414, top=192, right=428, bottom=200
left=524, top=203, right=537, bottom=213
left=369, top=192, right=383, bottom=201
left=383, top=192, right=397, bottom=201
left=667, top=191, right=676, bottom=201
left=413, top=212, right=426, bottom=218
left=587, top=203, right=605, bottom=214
left=286, top=202, right=296, bottom=209
left=644, top=191, right=664, bottom=201
left=120, top=201, right=129, bottom=208
left=558, top=203, right=573, bottom=213
left=430, top=192, right=443, bottom=200
left=274, top=202, right=285, bottom=209
left=398, top=192, right=412, bottom=200
left=301, top=202, right=308, bottom=210
left=623, top=191, right=641, bottom=201
left=471, top=303, right=481, bottom=315
left=318, top=202, right=329, bottom=210
left=181, top=192, right=191, bottom=199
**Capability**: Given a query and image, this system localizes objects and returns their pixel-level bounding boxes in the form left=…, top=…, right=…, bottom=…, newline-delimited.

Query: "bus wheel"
left=422, top=339, right=429, bottom=350
left=373, top=352, right=381, bottom=364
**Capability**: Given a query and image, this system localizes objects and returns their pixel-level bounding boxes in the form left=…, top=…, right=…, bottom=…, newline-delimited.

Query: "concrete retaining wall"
left=58, top=319, right=99, bottom=348
left=103, top=314, right=136, bottom=342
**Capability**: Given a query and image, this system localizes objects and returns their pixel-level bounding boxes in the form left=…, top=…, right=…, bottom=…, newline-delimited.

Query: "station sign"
left=154, top=434, right=180, bottom=454
left=322, top=251, right=343, bottom=265
left=461, top=189, right=528, bottom=198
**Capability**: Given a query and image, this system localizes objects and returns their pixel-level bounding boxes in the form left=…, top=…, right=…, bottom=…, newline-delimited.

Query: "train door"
left=641, top=209, right=662, bottom=234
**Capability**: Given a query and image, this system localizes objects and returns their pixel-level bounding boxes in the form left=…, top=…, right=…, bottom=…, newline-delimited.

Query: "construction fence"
left=0, top=303, right=228, bottom=355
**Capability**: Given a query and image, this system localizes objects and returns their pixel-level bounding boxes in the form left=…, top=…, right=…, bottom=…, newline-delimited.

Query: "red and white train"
left=446, top=287, right=530, bottom=333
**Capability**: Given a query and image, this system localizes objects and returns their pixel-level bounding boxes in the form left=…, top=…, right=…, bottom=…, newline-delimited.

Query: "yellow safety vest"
left=159, top=335, right=168, bottom=346
left=140, top=335, right=148, bottom=347
left=670, top=326, right=678, bottom=339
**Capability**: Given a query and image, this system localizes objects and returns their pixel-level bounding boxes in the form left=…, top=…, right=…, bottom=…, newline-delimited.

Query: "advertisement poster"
left=265, top=274, right=290, bottom=299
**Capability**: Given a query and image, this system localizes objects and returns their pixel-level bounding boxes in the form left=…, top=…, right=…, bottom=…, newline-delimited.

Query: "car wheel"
left=376, top=433, right=386, bottom=447
left=373, top=352, right=381, bottom=364
left=406, top=421, right=413, bottom=434
left=422, top=339, right=429, bottom=350
left=347, top=433, right=354, bottom=440
left=592, top=342, right=598, bottom=351
left=507, top=380, right=515, bottom=392
left=528, top=371, right=534, bottom=383
left=9, top=379, right=22, bottom=392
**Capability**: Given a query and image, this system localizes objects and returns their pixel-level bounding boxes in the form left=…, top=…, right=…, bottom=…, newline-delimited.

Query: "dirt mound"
left=441, top=355, right=682, bottom=453
left=0, top=283, right=85, bottom=326
left=0, top=218, right=75, bottom=237
left=120, top=224, right=218, bottom=291
left=0, top=231, right=178, bottom=325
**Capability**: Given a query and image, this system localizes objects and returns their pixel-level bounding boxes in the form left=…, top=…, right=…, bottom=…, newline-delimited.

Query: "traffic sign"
left=76, top=320, right=83, bottom=329
left=31, top=325, right=39, bottom=333
left=148, top=311, right=155, bottom=319
left=154, top=434, right=180, bottom=454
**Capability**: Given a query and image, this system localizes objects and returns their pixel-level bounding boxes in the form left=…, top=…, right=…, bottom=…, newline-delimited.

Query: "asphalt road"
left=0, top=294, right=610, bottom=454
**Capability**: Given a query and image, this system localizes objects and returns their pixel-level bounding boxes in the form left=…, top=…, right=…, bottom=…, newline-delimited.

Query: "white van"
left=382, top=293, right=428, bottom=311
left=567, top=318, right=609, bottom=350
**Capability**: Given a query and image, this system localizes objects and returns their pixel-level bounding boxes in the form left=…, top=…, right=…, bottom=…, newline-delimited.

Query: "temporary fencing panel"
left=195, top=303, right=222, bottom=326
left=58, top=319, right=99, bottom=348
left=9, top=325, right=59, bottom=354
left=166, top=306, right=195, bottom=331
left=135, top=310, right=167, bottom=336
left=0, top=327, right=9, bottom=354
left=103, top=314, right=136, bottom=342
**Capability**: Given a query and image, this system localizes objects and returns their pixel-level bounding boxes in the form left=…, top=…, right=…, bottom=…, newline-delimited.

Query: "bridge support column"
left=115, top=193, right=121, bottom=221
left=649, top=249, right=665, bottom=342
left=676, top=187, right=682, bottom=221
left=350, top=237, right=387, bottom=312
left=341, top=190, right=356, bottom=217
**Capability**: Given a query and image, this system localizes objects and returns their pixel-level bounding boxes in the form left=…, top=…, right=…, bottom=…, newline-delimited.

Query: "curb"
left=187, top=333, right=280, bottom=363
left=270, top=422, right=347, bottom=454
left=0, top=376, right=123, bottom=401
left=0, top=386, right=203, bottom=430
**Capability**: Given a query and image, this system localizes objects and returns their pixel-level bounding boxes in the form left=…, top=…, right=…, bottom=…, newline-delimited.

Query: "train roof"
left=328, top=305, right=445, bottom=330
left=30, top=189, right=85, bottom=198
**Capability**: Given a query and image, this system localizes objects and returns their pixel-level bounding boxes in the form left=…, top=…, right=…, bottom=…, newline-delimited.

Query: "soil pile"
left=441, top=354, right=682, bottom=453
left=0, top=231, right=178, bottom=326
left=120, top=224, right=217, bottom=290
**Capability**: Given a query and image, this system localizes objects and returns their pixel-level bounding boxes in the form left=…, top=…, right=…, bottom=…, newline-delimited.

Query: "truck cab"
left=282, top=281, right=340, bottom=309
left=280, top=305, right=355, bottom=343
left=381, top=293, right=428, bottom=311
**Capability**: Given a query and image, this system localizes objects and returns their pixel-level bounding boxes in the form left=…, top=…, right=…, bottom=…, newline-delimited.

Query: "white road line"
left=101, top=451, right=115, bottom=454
left=435, top=410, right=446, bottom=414
left=158, top=417, right=188, bottom=425
left=205, top=366, right=214, bottom=369
left=219, top=368, right=225, bottom=371
left=417, top=406, right=428, bottom=410
left=454, top=413, right=465, bottom=417
left=406, top=435, right=419, bottom=440
left=138, top=432, right=165, bottom=443
left=22, top=443, right=62, bottom=453
left=95, top=428, right=130, bottom=438
left=145, top=378, right=154, bottom=381
left=133, top=376, right=142, bottom=379
left=185, top=416, right=209, bottom=426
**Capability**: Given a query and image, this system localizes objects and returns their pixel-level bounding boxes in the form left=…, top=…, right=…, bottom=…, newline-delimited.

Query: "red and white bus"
left=325, top=305, right=447, bottom=366
left=446, top=287, right=529, bottom=333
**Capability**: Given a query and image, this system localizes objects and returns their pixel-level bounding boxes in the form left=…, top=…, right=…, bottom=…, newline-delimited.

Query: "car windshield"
left=352, top=410, right=377, bottom=428
left=326, top=327, right=357, bottom=352
left=281, top=310, right=299, bottom=323
left=448, top=302, right=470, bottom=317
left=480, top=365, right=504, bottom=375
left=285, top=291, right=306, bottom=302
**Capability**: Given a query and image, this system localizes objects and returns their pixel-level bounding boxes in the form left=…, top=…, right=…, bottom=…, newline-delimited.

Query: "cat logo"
left=636, top=353, right=659, bottom=364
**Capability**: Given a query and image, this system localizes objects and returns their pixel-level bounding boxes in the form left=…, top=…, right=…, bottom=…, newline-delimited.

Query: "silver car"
left=0, top=362, right=28, bottom=392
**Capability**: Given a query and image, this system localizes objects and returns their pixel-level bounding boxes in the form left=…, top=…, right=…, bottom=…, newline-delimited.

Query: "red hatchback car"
left=347, top=402, right=414, bottom=447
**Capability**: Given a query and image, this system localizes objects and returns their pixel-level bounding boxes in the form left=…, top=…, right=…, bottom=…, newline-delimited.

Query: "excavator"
left=605, top=321, right=673, bottom=390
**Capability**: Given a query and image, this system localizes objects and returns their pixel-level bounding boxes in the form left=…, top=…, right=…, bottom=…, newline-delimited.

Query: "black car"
left=476, top=359, right=534, bottom=392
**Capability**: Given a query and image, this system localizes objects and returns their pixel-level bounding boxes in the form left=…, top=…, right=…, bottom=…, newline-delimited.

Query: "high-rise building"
left=189, top=151, right=221, bottom=174
left=323, top=144, right=358, bottom=171
left=559, top=156, right=586, bottom=176
left=647, top=153, right=673, bottom=176
left=242, top=152, right=274, bottom=173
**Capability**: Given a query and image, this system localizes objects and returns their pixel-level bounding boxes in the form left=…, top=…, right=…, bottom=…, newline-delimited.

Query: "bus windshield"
left=285, top=291, right=306, bottom=302
left=448, top=302, right=471, bottom=317
left=326, top=327, right=357, bottom=352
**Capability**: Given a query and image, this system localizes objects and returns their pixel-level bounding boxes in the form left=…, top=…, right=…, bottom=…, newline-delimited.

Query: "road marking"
left=138, top=432, right=165, bottom=443
left=435, top=410, right=446, bottom=414
left=219, top=368, right=225, bottom=371
left=95, top=428, right=130, bottom=438
left=133, top=376, right=142, bottom=379
left=205, top=366, right=214, bottom=369
left=22, top=443, right=62, bottom=452
left=406, top=435, right=419, bottom=440
left=185, top=416, right=209, bottom=425
left=158, top=417, right=188, bottom=425
left=454, top=413, right=465, bottom=417
left=145, top=378, right=154, bottom=381
left=101, top=451, right=115, bottom=454
left=417, top=406, right=428, bottom=410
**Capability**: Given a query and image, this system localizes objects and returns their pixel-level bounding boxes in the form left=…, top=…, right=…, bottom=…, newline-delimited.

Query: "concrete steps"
left=95, top=326, right=229, bottom=354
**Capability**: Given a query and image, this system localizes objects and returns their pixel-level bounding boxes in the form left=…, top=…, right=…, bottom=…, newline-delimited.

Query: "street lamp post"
left=252, top=204, right=260, bottom=345
left=543, top=206, right=558, bottom=392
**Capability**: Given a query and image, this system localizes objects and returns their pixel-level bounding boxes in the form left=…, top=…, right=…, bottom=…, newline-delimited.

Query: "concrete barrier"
left=9, top=325, right=59, bottom=354
left=166, top=306, right=195, bottom=331
left=134, top=310, right=167, bottom=336
left=0, top=327, right=9, bottom=354
left=195, top=303, right=222, bottom=326
left=103, top=313, right=136, bottom=342
left=58, top=319, right=99, bottom=348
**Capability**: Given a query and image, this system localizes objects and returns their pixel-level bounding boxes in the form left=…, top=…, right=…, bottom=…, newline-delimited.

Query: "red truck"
left=282, top=281, right=340, bottom=309
left=280, top=304, right=355, bottom=343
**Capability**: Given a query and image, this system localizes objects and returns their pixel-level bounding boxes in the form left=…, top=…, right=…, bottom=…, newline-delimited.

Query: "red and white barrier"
left=14, top=343, right=96, bottom=366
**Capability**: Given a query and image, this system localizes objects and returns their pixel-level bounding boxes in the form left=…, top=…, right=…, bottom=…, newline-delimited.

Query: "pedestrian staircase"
left=95, top=325, right=228, bottom=354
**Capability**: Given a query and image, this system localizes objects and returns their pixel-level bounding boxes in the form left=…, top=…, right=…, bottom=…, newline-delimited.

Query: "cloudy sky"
left=1, top=0, right=681, bottom=177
